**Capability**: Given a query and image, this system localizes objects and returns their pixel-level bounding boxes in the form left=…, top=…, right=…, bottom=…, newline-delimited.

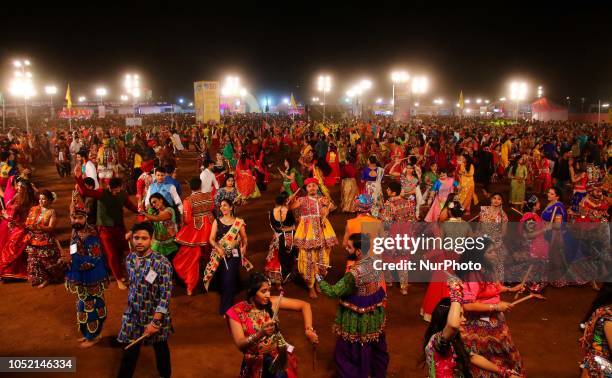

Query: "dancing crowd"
left=0, top=112, right=610, bottom=377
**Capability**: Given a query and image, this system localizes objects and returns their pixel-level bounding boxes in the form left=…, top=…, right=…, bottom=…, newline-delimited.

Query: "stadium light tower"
left=317, top=75, right=332, bottom=122
left=45, top=85, right=57, bottom=118
left=509, top=81, right=528, bottom=122
left=9, top=59, right=35, bottom=133
left=391, top=71, right=409, bottom=115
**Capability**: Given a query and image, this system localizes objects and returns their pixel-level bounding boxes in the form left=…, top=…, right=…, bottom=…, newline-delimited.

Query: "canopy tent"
left=531, top=97, right=568, bottom=121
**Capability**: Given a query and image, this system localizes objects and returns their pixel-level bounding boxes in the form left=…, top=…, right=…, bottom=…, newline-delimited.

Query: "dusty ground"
left=0, top=149, right=595, bottom=377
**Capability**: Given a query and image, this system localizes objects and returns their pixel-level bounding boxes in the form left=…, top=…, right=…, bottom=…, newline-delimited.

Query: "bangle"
left=305, top=326, right=315, bottom=333
left=151, top=318, right=162, bottom=328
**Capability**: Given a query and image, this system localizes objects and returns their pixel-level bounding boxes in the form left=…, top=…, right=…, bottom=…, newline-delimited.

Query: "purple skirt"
left=334, top=333, right=388, bottom=378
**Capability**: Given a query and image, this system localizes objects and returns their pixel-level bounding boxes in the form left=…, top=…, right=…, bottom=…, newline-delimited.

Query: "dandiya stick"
left=511, top=207, right=524, bottom=216
left=514, top=264, right=533, bottom=300
left=467, top=213, right=480, bottom=222
left=511, top=293, right=545, bottom=306
left=124, top=334, right=149, bottom=350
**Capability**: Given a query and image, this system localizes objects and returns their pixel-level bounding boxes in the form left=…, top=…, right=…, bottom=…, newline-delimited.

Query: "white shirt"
left=69, top=140, right=83, bottom=155
left=145, top=182, right=184, bottom=215
left=200, top=168, right=219, bottom=193
left=84, top=160, right=100, bottom=189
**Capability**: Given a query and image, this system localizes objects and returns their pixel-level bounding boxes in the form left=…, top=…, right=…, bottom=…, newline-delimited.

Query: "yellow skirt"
left=294, top=217, right=338, bottom=250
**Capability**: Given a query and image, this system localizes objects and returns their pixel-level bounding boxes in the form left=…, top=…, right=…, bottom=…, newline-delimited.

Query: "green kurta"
left=222, top=143, right=236, bottom=168
left=319, top=270, right=386, bottom=343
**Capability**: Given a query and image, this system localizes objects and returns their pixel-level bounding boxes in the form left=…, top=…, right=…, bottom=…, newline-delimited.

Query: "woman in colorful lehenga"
left=212, top=152, right=229, bottom=187
left=507, top=195, right=550, bottom=294
left=477, top=193, right=509, bottom=282
left=579, top=282, right=612, bottom=378
left=326, top=143, right=341, bottom=186
left=279, top=158, right=303, bottom=196
left=400, top=164, right=420, bottom=220
left=264, top=194, right=297, bottom=287
left=142, top=193, right=179, bottom=261
left=223, top=137, right=237, bottom=169
left=508, top=156, right=528, bottom=210
left=360, top=155, right=385, bottom=218
left=340, top=159, right=359, bottom=213
left=457, top=239, right=526, bottom=378
left=0, top=178, right=34, bottom=281
left=534, top=155, right=553, bottom=194
left=24, top=189, right=64, bottom=288
left=455, top=154, right=478, bottom=216
left=236, top=154, right=261, bottom=200
left=570, top=163, right=589, bottom=213
left=421, top=201, right=472, bottom=322
left=425, top=170, right=458, bottom=223
left=423, top=281, right=522, bottom=378
left=226, top=272, right=318, bottom=378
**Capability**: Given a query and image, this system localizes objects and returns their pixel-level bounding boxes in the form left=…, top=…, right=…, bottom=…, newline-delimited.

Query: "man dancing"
left=65, top=202, right=109, bottom=348
left=317, top=233, right=388, bottom=378
left=75, top=167, right=138, bottom=290
left=288, top=177, right=338, bottom=298
left=117, top=222, right=173, bottom=378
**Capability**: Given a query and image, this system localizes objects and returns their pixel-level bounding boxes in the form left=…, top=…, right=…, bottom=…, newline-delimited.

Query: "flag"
left=289, top=93, right=297, bottom=109
left=65, top=84, right=72, bottom=109
left=459, top=90, right=464, bottom=110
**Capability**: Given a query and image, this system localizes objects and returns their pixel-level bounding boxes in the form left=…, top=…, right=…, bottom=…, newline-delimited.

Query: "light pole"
left=598, top=101, right=610, bottom=125
left=221, top=76, right=247, bottom=114
left=9, top=59, right=35, bottom=133
left=317, top=75, right=331, bottom=122
left=411, top=76, right=428, bottom=119
left=391, top=71, right=409, bottom=116
left=95, top=87, right=107, bottom=105
left=45, top=85, right=57, bottom=118
left=358, top=79, right=372, bottom=118
left=124, top=74, right=141, bottom=117
left=95, top=87, right=107, bottom=118
left=509, top=81, right=527, bottom=123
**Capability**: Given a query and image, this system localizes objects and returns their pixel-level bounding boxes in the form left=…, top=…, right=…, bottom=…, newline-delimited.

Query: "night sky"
left=1, top=6, right=610, bottom=106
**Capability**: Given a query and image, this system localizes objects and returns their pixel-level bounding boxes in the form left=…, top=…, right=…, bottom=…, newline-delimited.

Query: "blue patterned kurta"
left=117, top=251, right=173, bottom=344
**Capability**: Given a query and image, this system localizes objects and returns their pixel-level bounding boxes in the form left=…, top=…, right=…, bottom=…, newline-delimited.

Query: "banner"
left=58, top=108, right=93, bottom=119
left=125, top=117, right=142, bottom=126
left=194, top=81, right=220, bottom=123
left=98, top=105, right=106, bottom=119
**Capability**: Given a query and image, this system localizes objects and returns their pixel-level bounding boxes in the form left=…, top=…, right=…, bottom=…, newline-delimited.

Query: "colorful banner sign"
left=57, top=108, right=93, bottom=119
left=194, top=81, right=220, bottom=123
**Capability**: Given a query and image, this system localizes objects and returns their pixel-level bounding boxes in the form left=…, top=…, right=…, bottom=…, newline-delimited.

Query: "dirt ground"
left=0, top=149, right=595, bottom=377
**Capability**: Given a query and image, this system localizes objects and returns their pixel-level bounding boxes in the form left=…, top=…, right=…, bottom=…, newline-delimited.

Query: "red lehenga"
left=325, top=150, right=341, bottom=186
left=0, top=198, right=30, bottom=280
left=173, top=192, right=215, bottom=293
left=235, top=159, right=261, bottom=199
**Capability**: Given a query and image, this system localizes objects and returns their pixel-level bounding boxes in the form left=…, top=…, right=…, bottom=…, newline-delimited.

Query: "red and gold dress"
left=0, top=198, right=30, bottom=280
left=226, top=301, right=298, bottom=378
left=24, top=206, right=64, bottom=286
left=173, top=192, right=215, bottom=293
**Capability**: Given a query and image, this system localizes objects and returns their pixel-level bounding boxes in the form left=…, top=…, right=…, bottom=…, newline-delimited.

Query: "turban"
left=354, top=194, right=373, bottom=213
left=304, top=178, right=319, bottom=186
